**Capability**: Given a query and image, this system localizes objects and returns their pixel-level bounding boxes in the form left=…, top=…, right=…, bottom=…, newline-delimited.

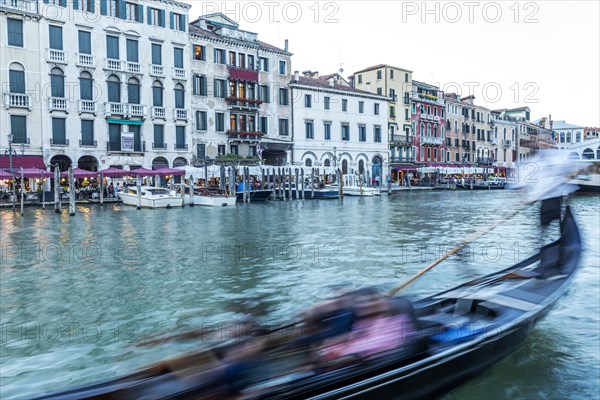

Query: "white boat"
left=118, top=186, right=182, bottom=208
left=570, top=161, right=600, bottom=193
left=329, top=175, right=380, bottom=196
left=189, top=187, right=237, bottom=207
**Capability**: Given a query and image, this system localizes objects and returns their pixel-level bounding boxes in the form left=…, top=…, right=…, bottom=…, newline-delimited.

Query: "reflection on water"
left=0, top=192, right=598, bottom=399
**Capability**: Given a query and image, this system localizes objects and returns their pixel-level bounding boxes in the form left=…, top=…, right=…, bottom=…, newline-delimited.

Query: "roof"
left=353, top=64, right=412, bottom=75
left=412, top=80, right=439, bottom=90
left=506, top=106, right=531, bottom=112
left=188, top=24, right=289, bottom=55
left=290, top=76, right=389, bottom=99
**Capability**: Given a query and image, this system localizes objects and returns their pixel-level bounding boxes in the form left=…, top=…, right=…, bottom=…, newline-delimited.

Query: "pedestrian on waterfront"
left=115, top=183, right=121, bottom=195
left=375, top=176, right=380, bottom=187
left=108, top=183, right=114, bottom=198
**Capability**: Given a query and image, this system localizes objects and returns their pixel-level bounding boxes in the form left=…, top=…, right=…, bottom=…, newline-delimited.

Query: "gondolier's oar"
left=388, top=204, right=531, bottom=297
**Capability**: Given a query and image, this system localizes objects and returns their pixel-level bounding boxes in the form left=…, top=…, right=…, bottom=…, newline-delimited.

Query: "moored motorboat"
left=34, top=203, right=582, bottom=400
left=118, top=186, right=182, bottom=208
left=191, top=187, right=237, bottom=207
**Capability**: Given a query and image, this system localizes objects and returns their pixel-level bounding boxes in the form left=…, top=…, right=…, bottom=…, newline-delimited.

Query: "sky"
left=187, top=1, right=600, bottom=127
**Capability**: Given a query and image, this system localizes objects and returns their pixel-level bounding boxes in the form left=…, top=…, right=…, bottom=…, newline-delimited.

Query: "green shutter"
left=181, top=15, right=186, bottom=31
left=169, top=12, right=174, bottom=29
left=137, top=4, right=143, bottom=22
left=160, top=10, right=165, bottom=27
left=147, top=7, right=151, bottom=24
left=90, top=0, right=94, bottom=12
left=118, top=0, right=126, bottom=19
left=60, top=0, right=66, bottom=6
left=100, top=0, right=107, bottom=15
left=72, top=0, right=78, bottom=10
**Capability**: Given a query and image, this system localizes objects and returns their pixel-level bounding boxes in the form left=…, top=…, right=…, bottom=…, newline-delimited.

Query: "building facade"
left=534, top=117, right=584, bottom=149
left=410, top=81, right=446, bottom=164
left=289, top=72, right=389, bottom=180
left=443, top=93, right=473, bottom=163
left=1, top=0, right=195, bottom=172
left=490, top=111, right=518, bottom=165
left=352, top=64, right=414, bottom=167
left=188, top=13, right=292, bottom=166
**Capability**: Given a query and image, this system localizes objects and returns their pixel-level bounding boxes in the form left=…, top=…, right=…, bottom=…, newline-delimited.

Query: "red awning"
left=0, top=155, right=46, bottom=169
left=229, top=67, right=258, bottom=82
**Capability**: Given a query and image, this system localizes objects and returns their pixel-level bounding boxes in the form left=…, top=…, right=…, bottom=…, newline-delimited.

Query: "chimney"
left=328, top=78, right=334, bottom=87
left=284, top=39, right=288, bottom=52
left=294, top=71, right=299, bottom=82
left=312, top=71, right=319, bottom=79
left=302, top=70, right=312, bottom=77
left=540, top=117, right=547, bottom=128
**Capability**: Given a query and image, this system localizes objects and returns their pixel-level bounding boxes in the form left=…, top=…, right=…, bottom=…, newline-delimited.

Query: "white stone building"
left=1, top=0, right=194, bottom=172
left=188, top=13, right=292, bottom=166
left=533, top=118, right=585, bottom=149
left=289, top=72, right=390, bottom=181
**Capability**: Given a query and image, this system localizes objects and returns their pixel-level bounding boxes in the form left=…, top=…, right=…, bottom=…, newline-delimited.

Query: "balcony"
left=488, top=138, right=498, bottom=145
left=79, top=139, right=97, bottom=147
left=4, top=93, right=31, bottom=109
left=126, top=61, right=142, bottom=74
left=391, top=134, right=412, bottom=145
left=226, top=130, right=265, bottom=139
left=420, top=114, right=440, bottom=122
left=500, top=139, right=512, bottom=148
left=0, top=0, right=38, bottom=13
left=49, top=97, right=69, bottom=112
left=78, top=100, right=97, bottom=114
left=174, top=109, right=189, bottom=121
left=105, top=58, right=124, bottom=71
left=47, top=49, right=66, bottom=64
left=173, top=67, right=186, bottom=79
left=150, top=64, right=165, bottom=77
left=411, top=91, right=443, bottom=105
left=226, top=97, right=263, bottom=110
left=105, top=102, right=126, bottom=116
left=128, top=104, right=146, bottom=117
left=174, top=143, right=188, bottom=150
left=476, top=157, right=494, bottom=165
left=77, top=54, right=95, bottom=67
left=107, top=141, right=146, bottom=153
left=152, top=142, right=167, bottom=150
left=390, top=157, right=416, bottom=163
left=151, top=106, right=166, bottom=119
left=420, top=136, right=443, bottom=145
left=50, top=138, right=69, bottom=147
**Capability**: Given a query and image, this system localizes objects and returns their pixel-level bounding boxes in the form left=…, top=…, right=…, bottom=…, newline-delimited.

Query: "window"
left=412, top=103, right=416, bottom=113
left=151, top=43, right=162, bottom=65
left=238, top=53, right=246, bottom=69
left=228, top=51, right=236, bottom=66
left=260, top=116, right=268, bottom=134
left=218, top=144, right=226, bottom=155
left=305, top=120, right=314, bottom=139
left=50, top=68, right=65, bottom=98
left=107, top=75, right=120, bottom=102
left=374, top=125, right=382, bottom=142
left=358, top=75, right=363, bottom=84
left=81, top=120, right=95, bottom=146
left=324, top=97, right=330, bottom=110
left=215, top=112, right=225, bottom=132
left=127, top=78, right=140, bottom=104
left=359, top=101, right=364, bottom=113
left=175, top=126, right=186, bottom=148
left=153, top=125, right=164, bottom=148
left=148, top=8, right=165, bottom=27
left=126, top=2, right=139, bottom=21
left=259, top=85, right=270, bottom=103
left=377, top=88, right=382, bottom=95
left=10, top=116, right=27, bottom=144
left=390, top=105, right=396, bottom=118
left=174, top=83, right=185, bottom=108
left=390, top=69, right=394, bottom=79
left=405, top=109, right=409, bottom=120
left=214, top=79, right=226, bottom=98
left=342, top=99, right=347, bottom=111
left=341, top=123, right=350, bottom=141
left=247, top=55, right=255, bottom=70
left=9, top=68, right=25, bottom=94
left=107, top=0, right=118, bottom=16
left=80, top=0, right=94, bottom=13
left=324, top=122, right=331, bottom=140
left=152, top=81, right=163, bottom=106
left=278, top=118, right=289, bottom=136
left=193, top=75, right=207, bottom=96
left=405, top=73, right=409, bottom=82
left=52, top=118, right=67, bottom=145
left=230, top=144, right=239, bottom=155
left=374, top=103, right=380, bottom=115
left=172, top=13, right=185, bottom=31
left=173, top=47, right=184, bottom=68
left=377, top=70, right=382, bottom=79
left=196, top=111, right=207, bottom=131
left=193, top=45, right=205, bottom=61
left=214, top=48, right=226, bottom=64
left=79, top=72, right=93, bottom=100
left=106, top=35, right=119, bottom=59
left=279, top=60, right=286, bottom=75
left=126, top=39, right=139, bottom=62
left=304, top=94, right=312, bottom=108
left=78, top=31, right=91, bottom=54
left=278, top=88, right=288, bottom=106
left=7, top=19, right=23, bottom=47
left=197, top=143, right=206, bottom=159
left=49, top=25, right=63, bottom=50
left=358, top=124, right=366, bottom=142
left=259, top=57, right=268, bottom=71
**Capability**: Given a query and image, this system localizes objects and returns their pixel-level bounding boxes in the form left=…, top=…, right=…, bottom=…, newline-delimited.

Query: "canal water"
left=0, top=191, right=598, bottom=399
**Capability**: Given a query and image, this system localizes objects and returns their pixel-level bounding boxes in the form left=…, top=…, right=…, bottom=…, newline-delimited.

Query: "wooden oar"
left=387, top=204, right=531, bottom=297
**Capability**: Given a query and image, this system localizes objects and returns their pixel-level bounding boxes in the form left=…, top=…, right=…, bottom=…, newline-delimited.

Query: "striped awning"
left=107, top=119, right=144, bottom=125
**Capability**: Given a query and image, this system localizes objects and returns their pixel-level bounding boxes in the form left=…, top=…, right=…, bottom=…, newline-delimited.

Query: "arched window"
left=9, top=63, right=25, bottom=94
left=454, top=120, right=457, bottom=132
left=420, top=123, right=424, bottom=136
left=305, top=158, right=312, bottom=167
left=341, top=159, right=348, bottom=175
left=152, top=81, right=163, bottom=107
left=50, top=67, right=64, bottom=98
left=434, top=125, right=438, bottom=138
left=566, top=132, right=572, bottom=143
left=174, top=83, right=185, bottom=109
left=358, top=159, right=365, bottom=174
left=107, top=75, right=121, bottom=103
left=427, top=124, right=431, bottom=136
left=127, top=77, right=140, bottom=104
left=560, top=132, right=565, bottom=143
left=79, top=71, right=93, bottom=100
left=575, top=132, right=581, bottom=143
left=324, top=159, right=331, bottom=167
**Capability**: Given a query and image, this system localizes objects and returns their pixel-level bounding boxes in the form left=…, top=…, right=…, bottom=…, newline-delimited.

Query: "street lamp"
left=4, top=134, right=25, bottom=212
